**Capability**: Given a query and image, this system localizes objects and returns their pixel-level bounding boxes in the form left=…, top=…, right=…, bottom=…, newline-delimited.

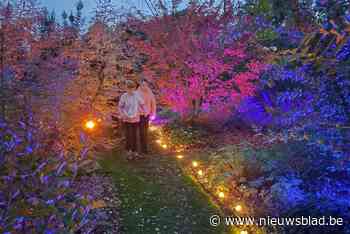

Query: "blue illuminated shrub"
left=0, top=118, right=91, bottom=233
left=235, top=30, right=350, bottom=233
left=266, top=175, right=307, bottom=212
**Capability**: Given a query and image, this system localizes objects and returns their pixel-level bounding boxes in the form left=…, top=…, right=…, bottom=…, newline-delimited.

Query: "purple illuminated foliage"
left=0, top=117, right=90, bottom=233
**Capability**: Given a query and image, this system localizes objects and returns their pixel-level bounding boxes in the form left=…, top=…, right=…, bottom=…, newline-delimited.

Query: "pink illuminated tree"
left=129, top=2, right=266, bottom=122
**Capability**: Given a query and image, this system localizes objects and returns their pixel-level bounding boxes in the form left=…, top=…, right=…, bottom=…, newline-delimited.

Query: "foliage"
left=162, top=121, right=205, bottom=147
left=188, top=141, right=349, bottom=232
left=128, top=2, right=266, bottom=121
left=315, top=0, right=350, bottom=27
left=0, top=118, right=93, bottom=233
left=233, top=21, right=350, bottom=231
left=267, top=175, right=307, bottom=210
left=256, top=28, right=278, bottom=46
left=0, top=2, right=119, bottom=232
left=243, top=0, right=315, bottom=29
left=238, top=23, right=350, bottom=148
left=1, top=0, right=350, bottom=233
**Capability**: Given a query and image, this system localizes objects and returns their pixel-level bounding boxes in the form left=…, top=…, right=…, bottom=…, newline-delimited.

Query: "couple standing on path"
left=118, top=77, right=157, bottom=159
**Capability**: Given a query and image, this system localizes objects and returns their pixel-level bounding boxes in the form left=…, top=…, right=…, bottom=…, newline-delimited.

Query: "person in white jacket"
left=136, top=78, right=157, bottom=154
left=118, top=80, right=145, bottom=155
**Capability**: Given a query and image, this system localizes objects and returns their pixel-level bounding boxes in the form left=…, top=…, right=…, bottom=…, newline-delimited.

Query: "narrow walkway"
left=98, top=149, right=227, bottom=234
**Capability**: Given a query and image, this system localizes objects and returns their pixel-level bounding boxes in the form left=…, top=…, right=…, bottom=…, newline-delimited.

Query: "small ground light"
left=149, top=126, right=158, bottom=131
left=176, top=145, right=184, bottom=152
left=197, top=170, right=203, bottom=176
left=235, top=205, right=243, bottom=212
left=192, top=161, right=199, bottom=167
left=218, top=192, right=225, bottom=199
left=176, top=155, right=184, bottom=159
left=162, top=144, right=168, bottom=149
left=85, top=120, right=96, bottom=130
left=240, top=231, right=248, bottom=234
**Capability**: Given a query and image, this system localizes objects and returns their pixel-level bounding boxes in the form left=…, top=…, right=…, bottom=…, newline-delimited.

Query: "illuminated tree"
left=129, top=2, right=266, bottom=121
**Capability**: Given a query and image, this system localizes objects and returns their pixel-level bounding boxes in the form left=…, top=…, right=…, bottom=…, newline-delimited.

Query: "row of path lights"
left=149, top=121, right=252, bottom=234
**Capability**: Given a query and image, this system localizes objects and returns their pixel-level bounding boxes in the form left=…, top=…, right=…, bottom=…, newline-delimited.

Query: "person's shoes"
left=126, top=152, right=142, bottom=161
left=137, top=153, right=146, bottom=159
left=133, top=152, right=145, bottom=160
left=126, top=150, right=135, bottom=161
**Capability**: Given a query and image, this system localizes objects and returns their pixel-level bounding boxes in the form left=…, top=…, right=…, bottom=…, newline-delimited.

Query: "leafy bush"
left=256, top=28, right=279, bottom=46
left=0, top=118, right=93, bottom=233
left=266, top=175, right=308, bottom=213
left=188, top=141, right=349, bottom=232
left=238, top=33, right=350, bottom=152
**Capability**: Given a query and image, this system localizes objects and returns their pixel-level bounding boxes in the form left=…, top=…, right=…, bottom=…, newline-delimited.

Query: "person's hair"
left=125, top=79, right=137, bottom=89
left=139, top=76, right=149, bottom=85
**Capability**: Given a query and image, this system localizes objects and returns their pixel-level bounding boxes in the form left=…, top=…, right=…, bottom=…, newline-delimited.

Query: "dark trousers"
left=139, top=115, right=149, bottom=153
left=124, top=122, right=138, bottom=152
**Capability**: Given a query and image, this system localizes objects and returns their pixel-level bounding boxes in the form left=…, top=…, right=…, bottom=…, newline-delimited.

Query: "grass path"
left=98, top=148, right=227, bottom=234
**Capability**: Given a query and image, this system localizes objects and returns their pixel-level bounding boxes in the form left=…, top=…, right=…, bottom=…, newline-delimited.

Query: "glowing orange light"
left=240, top=231, right=248, bottom=234
left=197, top=170, right=203, bottom=176
left=149, top=126, right=158, bottom=131
left=97, top=118, right=102, bottom=122
left=176, top=155, right=184, bottom=159
left=162, top=144, right=168, bottom=149
left=85, top=120, right=96, bottom=130
left=192, top=161, right=199, bottom=167
left=218, top=192, right=225, bottom=199
left=235, top=205, right=243, bottom=212
left=156, top=139, right=162, bottom=144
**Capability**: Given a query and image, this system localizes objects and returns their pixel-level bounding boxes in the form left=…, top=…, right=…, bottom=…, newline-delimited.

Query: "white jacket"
left=118, top=91, right=145, bottom=123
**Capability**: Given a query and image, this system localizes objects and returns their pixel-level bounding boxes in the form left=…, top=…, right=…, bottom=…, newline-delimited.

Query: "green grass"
left=98, top=149, right=227, bottom=234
